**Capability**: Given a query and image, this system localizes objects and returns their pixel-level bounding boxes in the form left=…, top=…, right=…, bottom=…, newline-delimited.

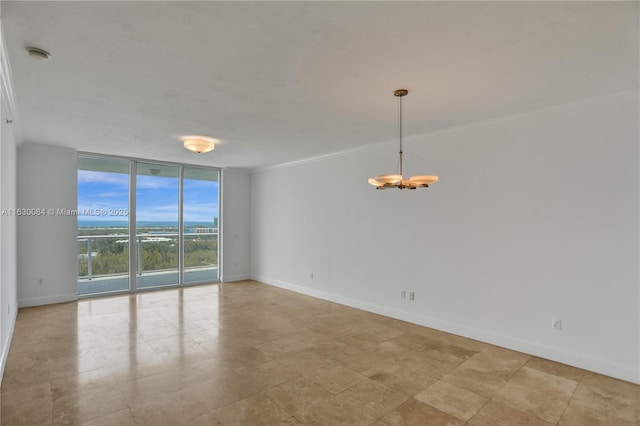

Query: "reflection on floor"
left=77, top=267, right=219, bottom=296
left=2, top=281, right=638, bottom=425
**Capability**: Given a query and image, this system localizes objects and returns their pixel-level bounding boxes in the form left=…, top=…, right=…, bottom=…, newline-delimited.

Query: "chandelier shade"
left=368, top=89, right=438, bottom=190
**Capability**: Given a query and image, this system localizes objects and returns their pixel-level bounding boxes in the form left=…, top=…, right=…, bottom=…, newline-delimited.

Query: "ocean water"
left=78, top=220, right=216, bottom=229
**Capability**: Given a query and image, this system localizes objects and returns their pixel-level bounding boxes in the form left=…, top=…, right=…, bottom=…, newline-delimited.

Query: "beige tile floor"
left=2, top=281, right=638, bottom=425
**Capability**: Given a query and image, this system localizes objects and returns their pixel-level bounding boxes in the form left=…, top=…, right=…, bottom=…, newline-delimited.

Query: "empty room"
left=0, top=1, right=638, bottom=425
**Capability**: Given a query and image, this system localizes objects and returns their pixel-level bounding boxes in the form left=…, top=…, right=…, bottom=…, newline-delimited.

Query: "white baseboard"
left=221, top=273, right=251, bottom=282
left=252, top=274, right=639, bottom=385
left=18, top=293, right=77, bottom=308
left=0, top=302, right=17, bottom=382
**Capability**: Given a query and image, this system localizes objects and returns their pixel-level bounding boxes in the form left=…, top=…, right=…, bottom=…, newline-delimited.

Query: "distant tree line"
left=78, top=235, right=217, bottom=277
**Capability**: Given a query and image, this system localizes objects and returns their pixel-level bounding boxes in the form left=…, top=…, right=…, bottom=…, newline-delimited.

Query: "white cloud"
left=137, top=176, right=178, bottom=190
left=96, top=191, right=127, bottom=198
left=78, top=170, right=129, bottom=187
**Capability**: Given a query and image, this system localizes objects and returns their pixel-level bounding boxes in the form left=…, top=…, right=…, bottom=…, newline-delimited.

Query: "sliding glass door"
left=77, top=156, right=131, bottom=295
left=77, top=155, right=220, bottom=296
left=136, top=163, right=180, bottom=289
left=183, top=167, right=219, bottom=284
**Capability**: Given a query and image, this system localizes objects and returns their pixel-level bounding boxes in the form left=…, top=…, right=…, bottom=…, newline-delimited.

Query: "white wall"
left=251, top=90, right=639, bottom=384
left=0, top=16, right=19, bottom=379
left=17, top=143, right=77, bottom=307
left=0, top=91, right=18, bottom=378
left=221, top=167, right=251, bottom=281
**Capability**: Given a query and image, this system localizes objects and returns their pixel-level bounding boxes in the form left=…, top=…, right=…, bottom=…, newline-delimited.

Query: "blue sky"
left=77, top=170, right=219, bottom=224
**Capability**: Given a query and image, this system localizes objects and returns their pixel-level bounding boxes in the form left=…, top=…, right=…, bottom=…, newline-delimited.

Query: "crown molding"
left=252, top=139, right=393, bottom=174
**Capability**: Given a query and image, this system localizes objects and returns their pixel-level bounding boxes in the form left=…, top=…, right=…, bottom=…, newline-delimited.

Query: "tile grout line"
left=464, top=353, right=533, bottom=425
left=553, top=370, right=586, bottom=426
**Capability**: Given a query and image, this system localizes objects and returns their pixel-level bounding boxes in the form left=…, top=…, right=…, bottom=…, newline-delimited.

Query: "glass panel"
left=136, top=163, right=179, bottom=289
left=183, top=167, right=219, bottom=284
left=77, top=156, right=130, bottom=295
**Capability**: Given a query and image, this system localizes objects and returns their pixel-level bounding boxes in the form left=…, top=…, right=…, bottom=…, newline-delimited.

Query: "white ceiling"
left=3, top=1, right=638, bottom=169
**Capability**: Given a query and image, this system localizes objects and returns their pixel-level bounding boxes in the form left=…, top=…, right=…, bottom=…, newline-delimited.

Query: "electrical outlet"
left=310, top=272, right=314, bottom=280
left=38, top=278, right=43, bottom=286
left=409, top=292, right=415, bottom=301
left=401, top=291, right=406, bottom=299
left=552, top=318, right=562, bottom=330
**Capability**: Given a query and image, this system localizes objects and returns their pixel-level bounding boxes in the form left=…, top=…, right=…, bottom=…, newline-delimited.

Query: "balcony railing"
left=77, top=232, right=218, bottom=294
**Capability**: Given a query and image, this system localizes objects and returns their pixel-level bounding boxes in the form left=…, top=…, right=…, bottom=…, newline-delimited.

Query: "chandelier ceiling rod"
left=397, top=89, right=405, bottom=177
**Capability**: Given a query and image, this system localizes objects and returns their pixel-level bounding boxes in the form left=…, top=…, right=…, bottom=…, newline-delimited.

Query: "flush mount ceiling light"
left=181, top=135, right=218, bottom=154
left=25, top=46, right=51, bottom=61
left=368, top=89, right=438, bottom=190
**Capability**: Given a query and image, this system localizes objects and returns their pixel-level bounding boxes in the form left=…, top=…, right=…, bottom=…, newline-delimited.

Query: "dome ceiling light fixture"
left=25, top=46, right=51, bottom=61
left=181, top=135, right=218, bottom=154
left=368, top=89, right=438, bottom=190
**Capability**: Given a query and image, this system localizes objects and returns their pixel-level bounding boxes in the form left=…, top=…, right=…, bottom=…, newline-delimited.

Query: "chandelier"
left=368, top=89, right=438, bottom=190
